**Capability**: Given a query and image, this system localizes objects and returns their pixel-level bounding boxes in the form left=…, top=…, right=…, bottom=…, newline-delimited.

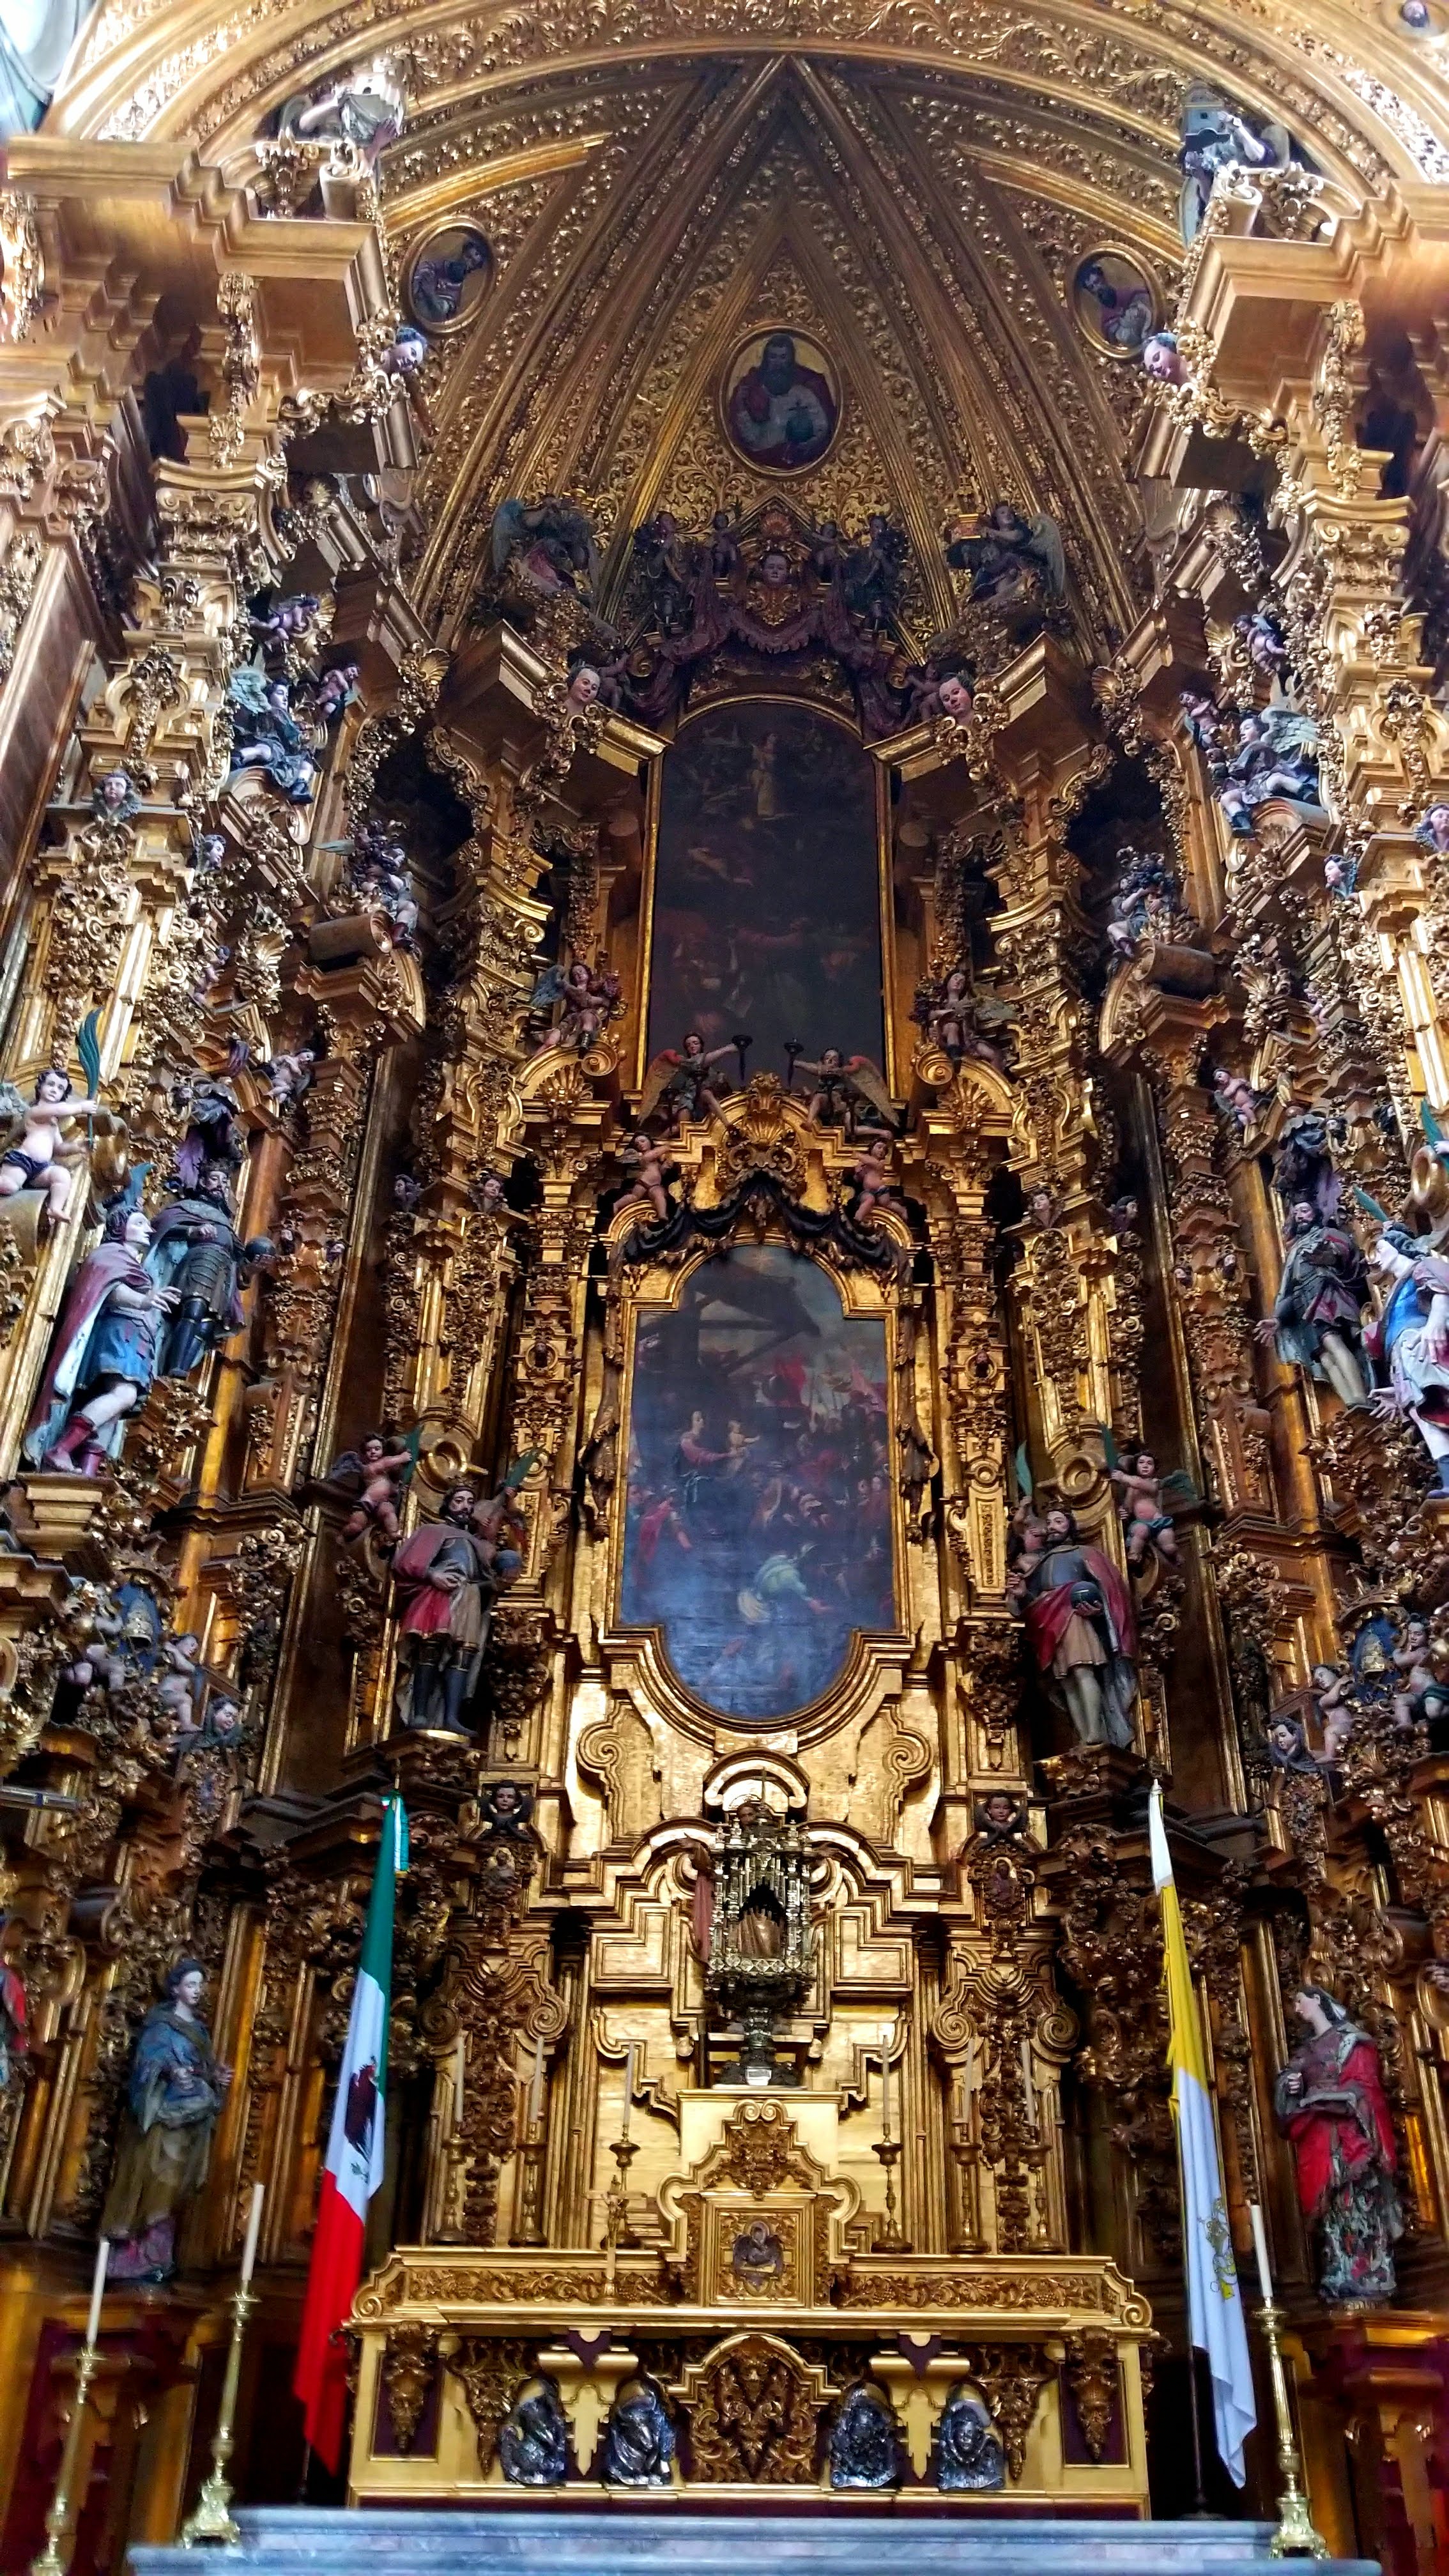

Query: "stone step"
left=130, top=2506, right=1378, bottom=2576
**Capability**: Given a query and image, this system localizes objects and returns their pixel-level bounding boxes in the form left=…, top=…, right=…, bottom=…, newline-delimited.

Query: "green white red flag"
left=293, top=1793, right=407, bottom=2471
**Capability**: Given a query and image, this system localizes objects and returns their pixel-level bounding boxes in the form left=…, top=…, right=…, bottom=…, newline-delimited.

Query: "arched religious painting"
left=618, top=1245, right=893, bottom=1720
left=645, top=701, right=885, bottom=1081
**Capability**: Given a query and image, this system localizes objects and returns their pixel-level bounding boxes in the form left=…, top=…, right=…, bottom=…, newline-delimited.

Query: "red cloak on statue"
left=1020, top=1541, right=1137, bottom=1673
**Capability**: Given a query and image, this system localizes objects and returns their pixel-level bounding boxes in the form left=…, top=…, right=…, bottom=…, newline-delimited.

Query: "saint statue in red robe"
left=1274, top=1984, right=1402, bottom=2304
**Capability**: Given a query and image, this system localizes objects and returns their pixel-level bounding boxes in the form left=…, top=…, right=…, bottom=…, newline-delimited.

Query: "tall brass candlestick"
left=1247, top=2202, right=1328, bottom=2561
left=29, top=2347, right=101, bottom=2576
left=181, top=2182, right=264, bottom=2549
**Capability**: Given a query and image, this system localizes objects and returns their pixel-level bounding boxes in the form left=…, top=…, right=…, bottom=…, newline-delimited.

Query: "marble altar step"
left=130, top=2506, right=1378, bottom=2576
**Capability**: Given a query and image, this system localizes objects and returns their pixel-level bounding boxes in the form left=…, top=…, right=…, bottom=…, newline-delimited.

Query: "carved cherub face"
left=34, top=1067, right=71, bottom=1103
left=569, top=665, right=601, bottom=705
left=983, top=1793, right=1018, bottom=1830
left=362, top=1436, right=387, bottom=1464
left=938, top=674, right=972, bottom=718
left=99, top=770, right=133, bottom=809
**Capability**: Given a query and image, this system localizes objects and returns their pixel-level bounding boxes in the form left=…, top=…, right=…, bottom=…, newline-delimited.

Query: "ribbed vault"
left=49, top=1, right=1449, bottom=653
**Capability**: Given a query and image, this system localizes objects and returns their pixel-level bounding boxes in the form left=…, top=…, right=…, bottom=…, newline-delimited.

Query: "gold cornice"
left=387, top=130, right=611, bottom=233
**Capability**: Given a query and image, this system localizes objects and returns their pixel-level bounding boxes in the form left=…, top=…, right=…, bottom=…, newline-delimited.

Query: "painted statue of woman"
left=101, top=1960, right=232, bottom=2281
left=1273, top=1984, right=1402, bottom=2306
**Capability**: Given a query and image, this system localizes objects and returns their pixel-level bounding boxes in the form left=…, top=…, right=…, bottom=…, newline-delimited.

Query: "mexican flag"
left=293, top=1793, right=408, bottom=2471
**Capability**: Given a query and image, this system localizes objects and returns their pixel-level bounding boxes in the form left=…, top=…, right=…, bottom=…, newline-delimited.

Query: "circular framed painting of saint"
left=405, top=224, right=494, bottom=334
left=1070, top=248, right=1161, bottom=358
left=719, top=326, right=841, bottom=473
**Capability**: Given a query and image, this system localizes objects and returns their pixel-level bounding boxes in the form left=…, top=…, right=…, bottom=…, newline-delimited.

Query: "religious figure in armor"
left=102, top=1960, right=232, bottom=2282
left=1009, top=1503, right=1138, bottom=1749
left=1274, top=1984, right=1402, bottom=2305
left=1256, top=1199, right=1371, bottom=1406
left=146, top=1166, right=272, bottom=1380
left=388, top=1479, right=523, bottom=1732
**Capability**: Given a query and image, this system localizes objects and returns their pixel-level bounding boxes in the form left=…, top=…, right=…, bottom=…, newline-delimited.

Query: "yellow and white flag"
left=1149, top=1782, right=1257, bottom=2485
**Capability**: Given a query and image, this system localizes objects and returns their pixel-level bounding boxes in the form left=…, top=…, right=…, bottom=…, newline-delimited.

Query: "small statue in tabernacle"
left=850, top=1137, right=905, bottom=1227
left=1255, top=1198, right=1371, bottom=1407
left=1008, top=1501, right=1137, bottom=1750
left=498, top=2379, right=569, bottom=2487
left=933, top=2388, right=1005, bottom=2491
left=912, top=962, right=1009, bottom=1070
left=24, top=1193, right=179, bottom=1473
left=829, top=2382, right=903, bottom=2490
left=1274, top=1983, right=1402, bottom=2305
left=0, top=1916, right=28, bottom=2096
left=327, top=1432, right=414, bottom=1547
left=1107, top=1448, right=1185, bottom=1571
left=276, top=57, right=404, bottom=163
left=489, top=494, right=599, bottom=601
left=614, top=1132, right=677, bottom=1225
left=946, top=500, right=1066, bottom=605
left=1391, top=1615, right=1449, bottom=1735
left=530, top=957, right=621, bottom=1055
left=388, top=1476, right=524, bottom=1733
left=226, top=668, right=321, bottom=804
left=1365, top=1229, right=1449, bottom=1490
left=793, top=1047, right=894, bottom=1138
left=0, top=1063, right=105, bottom=1224
left=1415, top=801, right=1449, bottom=859
left=102, top=1959, right=233, bottom=2281
left=601, top=2379, right=675, bottom=2487
left=1141, top=330, right=1188, bottom=385
left=1310, top=1661, right=1355, bottom=1763
left=639, top=1031, right=739, bottom=1130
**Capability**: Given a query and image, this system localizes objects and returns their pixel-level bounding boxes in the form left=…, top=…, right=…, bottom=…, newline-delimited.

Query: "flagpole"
left=1170, top=2090, right=1211, bottom=2518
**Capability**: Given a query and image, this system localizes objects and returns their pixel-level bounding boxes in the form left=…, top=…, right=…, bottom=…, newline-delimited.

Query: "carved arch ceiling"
left=56, top=3, right=1449, bottom=653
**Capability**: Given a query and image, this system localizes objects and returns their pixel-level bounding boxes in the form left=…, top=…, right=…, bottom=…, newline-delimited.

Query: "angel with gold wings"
left=638, top=1031, right=742, bottom=1132
left=790, top=1046, right=896, bottom=1138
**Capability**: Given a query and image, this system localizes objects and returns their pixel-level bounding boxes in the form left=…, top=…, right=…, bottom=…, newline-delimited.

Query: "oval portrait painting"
left=720, top=326, right=841, bottom=473
left=405, top=224, right=493, bottom=334
left=1071, top=249, right=1160, bottom=357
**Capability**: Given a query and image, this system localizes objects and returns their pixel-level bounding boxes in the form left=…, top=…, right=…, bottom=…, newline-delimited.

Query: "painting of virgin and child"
left=619, top=1244, right=894, bottom=1719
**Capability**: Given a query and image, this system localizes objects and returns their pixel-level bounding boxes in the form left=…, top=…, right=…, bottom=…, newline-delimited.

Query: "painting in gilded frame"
left=618, top=1244, right=893, bottom=1721
left=646, top=700, right=884, bottom=1083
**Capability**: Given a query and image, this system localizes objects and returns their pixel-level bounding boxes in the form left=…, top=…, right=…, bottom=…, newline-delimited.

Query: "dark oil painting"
left=647, top=700, right=884, bottom=1083
left=619, top=1244, right=894, bottom=1720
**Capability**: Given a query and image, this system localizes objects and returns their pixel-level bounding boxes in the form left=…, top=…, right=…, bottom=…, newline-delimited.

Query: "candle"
left=240, top=2181, right=264, bottom=2285
left=622, top=2041, right=636, bottom=2138
left=881, top=2034, right=891, bottom=2140
left=85, top=2237, right=109, bottom=2348
left=1020, top=2037, right=1036, bottom=2131
left=1248, top=2200, right=1274, bottom=2304
left=453, top=2036, right=465, bottom=2131
left=529, top=2037, right=544, bottom=2129
left=963, top=2035, right=975, bottom=2108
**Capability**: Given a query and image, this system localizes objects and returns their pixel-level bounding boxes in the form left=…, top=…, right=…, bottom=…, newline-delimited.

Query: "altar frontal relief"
left=620, top=1245, right=892, bottom=1719
left=647, top=701, right=884, bottom=1080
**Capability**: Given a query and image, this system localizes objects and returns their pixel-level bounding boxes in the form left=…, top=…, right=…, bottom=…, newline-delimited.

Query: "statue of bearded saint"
left=1009, top=1502, right=1138, bottom=1750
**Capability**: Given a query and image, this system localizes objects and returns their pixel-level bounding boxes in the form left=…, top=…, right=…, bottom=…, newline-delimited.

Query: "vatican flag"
left=1149, top=1783, right=1257, bottom=2485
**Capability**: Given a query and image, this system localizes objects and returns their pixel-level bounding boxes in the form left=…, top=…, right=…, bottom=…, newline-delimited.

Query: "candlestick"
left=453, top=2036, right=465, bottom=2132
left=1248, top=2198, right=1274, bottom=2305
left=1020, top=2036, right=1036, bottom=2132
left=30, top=2343, right=101, bottom=2576
left=1244, top=2204, right=1328, bottom=2562
left=621, top=2041, right=635, bottom=2139
left=180, top=2204, right=266, bottom=2547
left=529, top=2036, right=544, bottom=2129
left=84, top=2238, right=108, bottom=2349
left=240, top=2182, right=264, bottom=2287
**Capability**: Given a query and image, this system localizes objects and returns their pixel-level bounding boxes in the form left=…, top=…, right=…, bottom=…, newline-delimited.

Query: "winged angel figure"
left=489, top=495, right=599, bottom=601
left=946, top=501, right=1066, bottom=608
